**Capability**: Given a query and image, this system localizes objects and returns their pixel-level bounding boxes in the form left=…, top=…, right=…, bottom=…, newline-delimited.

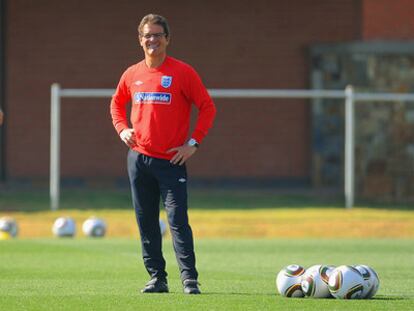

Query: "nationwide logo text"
left=134, top=92, right=172, bottom=105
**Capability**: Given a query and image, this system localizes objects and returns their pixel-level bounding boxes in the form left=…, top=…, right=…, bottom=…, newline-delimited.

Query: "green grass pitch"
left=1, top=238, right=413, bottom=310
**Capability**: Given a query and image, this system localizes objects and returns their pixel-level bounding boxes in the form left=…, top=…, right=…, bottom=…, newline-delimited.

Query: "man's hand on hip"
left=167, top=145, right=197, bottom=165
left=120, top=128, right=136, bottom=148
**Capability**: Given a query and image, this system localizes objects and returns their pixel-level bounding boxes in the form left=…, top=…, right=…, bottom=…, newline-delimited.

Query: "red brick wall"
left=5, top=0, right=361, bottom=181
left=362, top=0, right=414, bottom=40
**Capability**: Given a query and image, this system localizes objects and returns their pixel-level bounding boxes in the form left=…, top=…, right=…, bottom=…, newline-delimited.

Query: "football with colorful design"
left=328, top=265, right=364, bottom=299
left=0, top=216, right=18, bottom=237
left=301, top=264, right=335, bottom=298
left=276, top=264, right=305, bottom=297
left=52, top=217, right=76, bottom=237
left=82, top=217, right=107, bottom=237
left=354, top=265, right=380, bottom=299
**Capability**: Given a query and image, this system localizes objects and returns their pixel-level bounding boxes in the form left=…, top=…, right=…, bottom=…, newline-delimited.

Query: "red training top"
left=110, top=56, right=216, bottom=160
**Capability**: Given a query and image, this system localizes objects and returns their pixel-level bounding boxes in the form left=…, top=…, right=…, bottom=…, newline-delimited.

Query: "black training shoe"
left=183, top=279, right=201, bottom=294
left=141, top=278, right=169, bottom=293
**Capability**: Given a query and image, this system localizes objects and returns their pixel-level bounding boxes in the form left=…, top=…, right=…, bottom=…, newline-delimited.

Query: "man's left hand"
left=167, top=145, right=197, bottom=165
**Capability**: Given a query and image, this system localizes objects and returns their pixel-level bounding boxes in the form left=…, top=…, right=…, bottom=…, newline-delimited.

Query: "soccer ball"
left=276, top=264, right=306, bottom=297
left=159, top=219, right=167, bottom=236
left=301, top=264, right=335, bottom=298
left=328, top=265, right=364, bottom=299
left=82, top=217, right=106, bottom=237
left=354, top=265, right=380, bottom=299
left=0, top=216, right=18, bottom=237
left=52, top=217, right=76, bottom=237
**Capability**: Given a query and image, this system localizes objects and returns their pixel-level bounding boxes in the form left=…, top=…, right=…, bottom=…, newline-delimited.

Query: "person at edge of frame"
left=110, top=14, right=216, bottom=294
left=0, top=108, right=3, bottom=125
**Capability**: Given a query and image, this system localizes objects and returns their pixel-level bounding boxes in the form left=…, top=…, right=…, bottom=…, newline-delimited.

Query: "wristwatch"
left=187, top=138, right=199, bottom=148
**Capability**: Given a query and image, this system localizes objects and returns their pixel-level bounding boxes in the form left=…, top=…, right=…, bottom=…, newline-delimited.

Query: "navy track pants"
left=127, top=149, right=198, bottom=281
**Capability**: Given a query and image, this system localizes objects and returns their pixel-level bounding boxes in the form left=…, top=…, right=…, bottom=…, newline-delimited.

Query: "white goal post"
left=50, top=84, right=414, bottom=211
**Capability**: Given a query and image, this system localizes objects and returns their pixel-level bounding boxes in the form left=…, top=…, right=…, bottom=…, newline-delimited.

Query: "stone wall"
left=311, top=42, right=414, bottom=201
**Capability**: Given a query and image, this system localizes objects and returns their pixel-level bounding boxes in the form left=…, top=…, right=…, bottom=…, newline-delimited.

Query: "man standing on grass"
left=110, top=14, right=216, bottom=294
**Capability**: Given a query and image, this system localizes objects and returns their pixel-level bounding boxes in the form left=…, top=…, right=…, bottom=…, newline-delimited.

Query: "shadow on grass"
left=188, top=293, right=408, bottom=300
left=1, top=187, right=413, bottom=212
left=200, top=291, right=275, bottom=296
left=373, top=296, right=409, bottom=301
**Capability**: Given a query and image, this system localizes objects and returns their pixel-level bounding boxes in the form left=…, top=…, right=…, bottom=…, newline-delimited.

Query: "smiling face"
left=139, top=23, right=169, bottom=59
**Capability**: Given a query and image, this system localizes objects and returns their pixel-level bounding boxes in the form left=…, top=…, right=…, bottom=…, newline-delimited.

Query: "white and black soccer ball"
left=354, top=264, right=380, bottom=299
left=276, top=264, right=306, bottom=297
left=52, top=217, right=76, bottom=237
left=159, top=219, right=167, bottom=236
left=82, top=217, right=107, bottom=238
left=328, top=265, right=364, bottom=299
left=301, top=264, right=334, bottom=298
left=0, top=216, right=18, bottom=237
